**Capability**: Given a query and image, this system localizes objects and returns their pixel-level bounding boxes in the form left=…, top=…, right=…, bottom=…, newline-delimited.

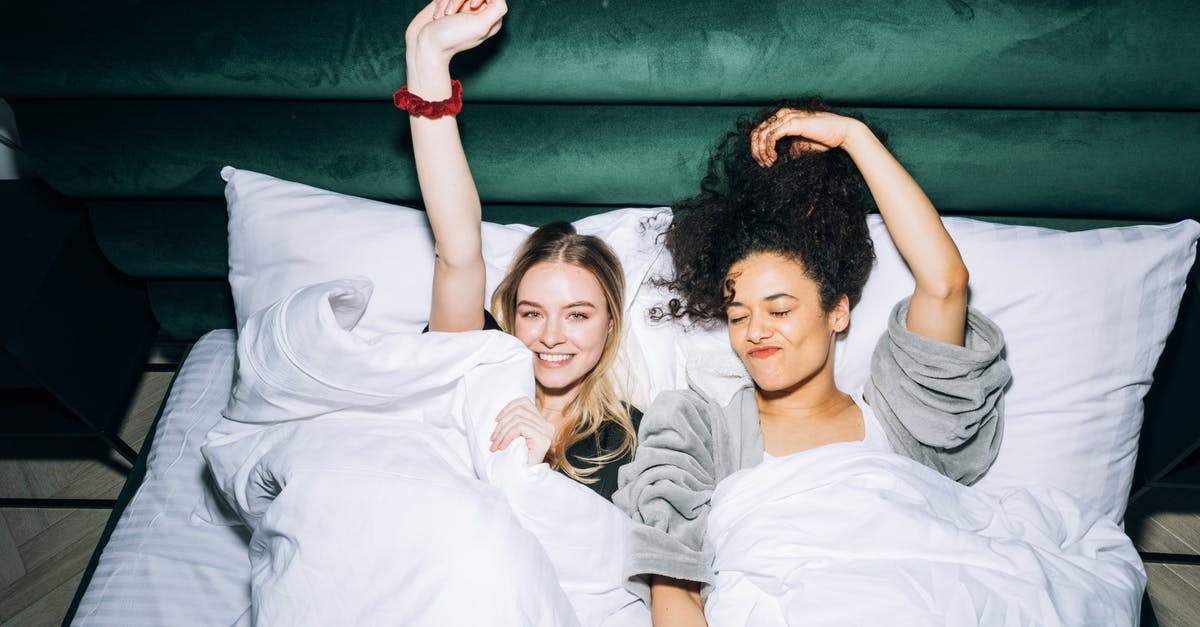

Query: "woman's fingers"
left=490, top=397, right=542, bottom=450
left=751, top=111, right=792, bottom=166
left=752, top=120, right=784, bottom=167
left=493, top=422, right=548, bottom=456
left=435, top=0, right=469, bottom=18
left=491, top=415, right=554, bottom=458
left=493, top=413, right=552, bottom=447
left=489, top=395, right=555, bottom=465
left=433, top=0, right=499, bottom=21
left=751, top=109, right=846, bottom=166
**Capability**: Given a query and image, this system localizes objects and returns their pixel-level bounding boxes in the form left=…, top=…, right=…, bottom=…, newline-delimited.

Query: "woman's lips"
left=747, top=346, right=781, bottom=359
left=536, top=353, right=574, bottom=368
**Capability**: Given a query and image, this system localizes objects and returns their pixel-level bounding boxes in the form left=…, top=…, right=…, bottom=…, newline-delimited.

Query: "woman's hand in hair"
left=406, top=0, right=506, bottom=66
left=749, top=109, right=869, bottom=167
left=490, top=397, right=557, bottom=466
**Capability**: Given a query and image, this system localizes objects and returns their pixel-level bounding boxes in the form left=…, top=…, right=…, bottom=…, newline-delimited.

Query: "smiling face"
left=724, top=252, right=849, bottom=396
left=512, top=261, right=613, bottom=400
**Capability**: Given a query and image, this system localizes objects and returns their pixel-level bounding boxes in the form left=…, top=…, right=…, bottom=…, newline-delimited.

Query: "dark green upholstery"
left=3, top=1, right=1198, bottom=108
left=13, top=100, right=1200, bottom=212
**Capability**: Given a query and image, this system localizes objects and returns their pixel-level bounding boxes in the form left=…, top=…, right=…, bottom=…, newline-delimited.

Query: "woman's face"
left=724, top=252, right=848, bottom=395
left=513, top=261, right=613, bottom=399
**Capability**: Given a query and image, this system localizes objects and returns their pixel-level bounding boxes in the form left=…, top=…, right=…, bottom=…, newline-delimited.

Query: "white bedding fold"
left=202, top=279, right=647, bottom=626
left=704, top=444, right=1145, bottom=627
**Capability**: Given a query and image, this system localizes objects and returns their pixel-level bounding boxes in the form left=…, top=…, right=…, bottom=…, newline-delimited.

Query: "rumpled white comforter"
left=201, top=279, right=648, bottom=627
left=704, top=444, right=1145, bottom=626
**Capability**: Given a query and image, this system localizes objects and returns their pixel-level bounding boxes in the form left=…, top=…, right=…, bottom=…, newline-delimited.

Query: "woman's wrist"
left=839, top=119, right=878, bottom=155
left=404, top=53, right=453, bottom=101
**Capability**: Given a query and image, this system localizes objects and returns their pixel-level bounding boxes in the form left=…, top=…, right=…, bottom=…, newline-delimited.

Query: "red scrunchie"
left=393, top=80, right=463, bottom=119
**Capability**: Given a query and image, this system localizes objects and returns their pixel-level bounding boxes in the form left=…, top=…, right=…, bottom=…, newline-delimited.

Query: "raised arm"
left=404, top=0, right=506, bottom=332
left=751, top=110, right=969, bottom=346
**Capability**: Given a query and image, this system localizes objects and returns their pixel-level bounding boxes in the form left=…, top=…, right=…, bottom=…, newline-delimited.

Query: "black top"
left=424, top=310, right=641, bottom=501
left=558, top=405, right=643, bottom=502
left=421, top=310, right=502, bottom=333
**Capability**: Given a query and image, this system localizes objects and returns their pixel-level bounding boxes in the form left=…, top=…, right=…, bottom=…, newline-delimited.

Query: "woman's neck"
left=755, top=370, right=847, bottom=421
left=537, top=386, right=576, bottom=428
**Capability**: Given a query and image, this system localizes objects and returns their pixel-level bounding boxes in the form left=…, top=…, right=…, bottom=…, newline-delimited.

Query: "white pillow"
left=629, top=216, right=1199, bottom=523
left=223, top=166, right=669, bottom=338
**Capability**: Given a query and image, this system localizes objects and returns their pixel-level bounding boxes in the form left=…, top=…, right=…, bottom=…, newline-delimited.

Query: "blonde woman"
left=405, top=0, right=638, bottom=499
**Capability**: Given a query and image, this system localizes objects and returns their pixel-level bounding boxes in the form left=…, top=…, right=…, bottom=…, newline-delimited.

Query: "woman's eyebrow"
left=727, top=293, right=796, bottom=308
left=518, top=300, right=597, bottom=309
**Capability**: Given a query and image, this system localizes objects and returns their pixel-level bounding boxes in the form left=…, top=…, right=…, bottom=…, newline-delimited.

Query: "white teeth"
left=538, top=353, right=571, bottom=363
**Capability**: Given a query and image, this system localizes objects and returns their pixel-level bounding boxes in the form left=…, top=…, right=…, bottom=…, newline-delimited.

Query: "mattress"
left=70, top=330, right=251, bottom=626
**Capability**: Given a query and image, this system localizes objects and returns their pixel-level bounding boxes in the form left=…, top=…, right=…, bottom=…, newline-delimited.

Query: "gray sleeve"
left=865, top=297, right=1011, bottom=485
left=613, top=390, right=718, bottom=605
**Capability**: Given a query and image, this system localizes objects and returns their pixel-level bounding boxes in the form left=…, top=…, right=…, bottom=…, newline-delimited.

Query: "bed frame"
left=1, top=1, right=1196, bottom=624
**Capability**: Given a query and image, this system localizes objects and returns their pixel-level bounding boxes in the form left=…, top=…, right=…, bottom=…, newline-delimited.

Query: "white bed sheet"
left=73, top=330, right=252, bottom=626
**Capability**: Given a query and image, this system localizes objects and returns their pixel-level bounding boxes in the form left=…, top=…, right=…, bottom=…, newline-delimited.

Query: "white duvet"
left=704, top=444, right=1146, bottom=626
left=201, top=279, right=648, bottom=627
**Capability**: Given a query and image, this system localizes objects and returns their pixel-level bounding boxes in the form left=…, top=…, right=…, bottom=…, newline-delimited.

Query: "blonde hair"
left=490, top=222, right=637, bottom=483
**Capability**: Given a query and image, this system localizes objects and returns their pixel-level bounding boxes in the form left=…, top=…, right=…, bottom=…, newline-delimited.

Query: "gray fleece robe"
left=612, top=297, right=1011, bottom=603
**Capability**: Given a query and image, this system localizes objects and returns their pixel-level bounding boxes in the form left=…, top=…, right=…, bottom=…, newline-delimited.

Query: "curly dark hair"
left=656, top=97, right=879, bottom=325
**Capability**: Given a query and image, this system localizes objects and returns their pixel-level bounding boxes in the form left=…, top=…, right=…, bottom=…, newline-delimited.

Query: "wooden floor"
left=1, top=372, right=1198, bottom=626
left=0, top=373, right=172, bottom=627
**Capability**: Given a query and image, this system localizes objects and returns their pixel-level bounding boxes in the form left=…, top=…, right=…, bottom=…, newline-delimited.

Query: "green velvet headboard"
left=1, top=0, right=1198, bottom=491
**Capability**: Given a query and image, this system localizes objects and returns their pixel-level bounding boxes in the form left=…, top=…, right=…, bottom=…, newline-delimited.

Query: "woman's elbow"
left=434, top=249, right=485, bottom=274
left=920, top=264, right=969, bottom=302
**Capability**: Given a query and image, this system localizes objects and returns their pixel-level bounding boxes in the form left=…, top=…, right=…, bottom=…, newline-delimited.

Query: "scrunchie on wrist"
left=393, top=80, right=463, bottom=119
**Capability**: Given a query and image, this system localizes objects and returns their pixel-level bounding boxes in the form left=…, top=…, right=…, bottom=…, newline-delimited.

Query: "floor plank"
left=18, top=510, right=112, bottom=576
left=0, top=571, right=83, bottom=627
left=1137, top=517, right=1199, bottom=555
left=0, top=510, right=105, bottom=624
left=1146, top=563, right=1200, bottom=627
left=0, top=517, right=26, bottom=589
left=0, top=509, right=72, bottom=548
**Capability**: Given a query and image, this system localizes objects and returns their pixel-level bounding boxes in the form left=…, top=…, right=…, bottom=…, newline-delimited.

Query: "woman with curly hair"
left=613, top=102, right=1011, bottom=624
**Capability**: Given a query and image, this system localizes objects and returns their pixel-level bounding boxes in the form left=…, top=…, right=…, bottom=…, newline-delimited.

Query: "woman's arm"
left=751, top=111, right=969, bottom=346
left=405, top=0, right=506, bottom=332
left=651, top=577, right=707, bottom=626
left=611, top=391, right=721, bottom=622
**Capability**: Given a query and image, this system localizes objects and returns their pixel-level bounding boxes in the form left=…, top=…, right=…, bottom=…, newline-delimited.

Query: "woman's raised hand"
left=752, top=106, right=970, bottom=345
left=750, top=109, right=867, bottom=168
left=490, top=397, right=557, bottom=466
left=434, top=0, right=491, bottom=18
left=406, top=0, right=507, bottom=64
